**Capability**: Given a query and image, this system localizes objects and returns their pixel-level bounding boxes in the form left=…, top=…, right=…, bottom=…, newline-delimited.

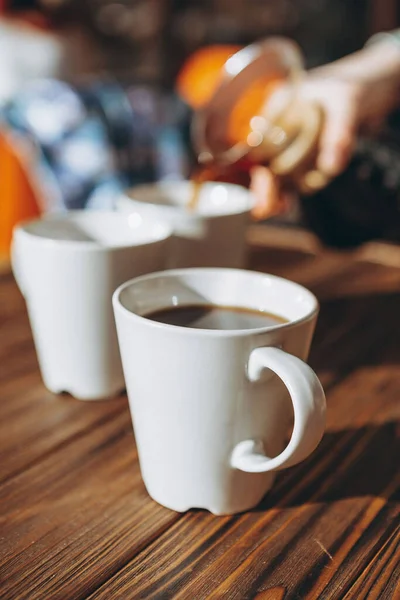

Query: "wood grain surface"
left=0, top=228, right=399, bottom=600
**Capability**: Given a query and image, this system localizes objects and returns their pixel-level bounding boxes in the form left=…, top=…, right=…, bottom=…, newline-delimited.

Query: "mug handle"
left=230, top=346, right=326, bottom=473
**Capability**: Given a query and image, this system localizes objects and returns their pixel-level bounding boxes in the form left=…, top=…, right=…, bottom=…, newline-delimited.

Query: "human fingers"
left=314, top=90, right=359, bottom=176
left=250, top=166, right=286, bottom=220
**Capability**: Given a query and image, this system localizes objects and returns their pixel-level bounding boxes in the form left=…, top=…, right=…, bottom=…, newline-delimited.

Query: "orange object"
left=176, top=45, right=241, bottom=109
left=227, top=76, right=283, bottom=146
left=177, top=44, right=286, bottom=154
left=0, top=132, right=41, bottom=258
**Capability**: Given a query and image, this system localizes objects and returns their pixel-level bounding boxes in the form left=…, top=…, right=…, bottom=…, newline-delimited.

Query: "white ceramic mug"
left=116, top=181, right=253, bottom=268
left=113, top=268, right=326, bottom=515
left=12, top=211, right=172, bottom=400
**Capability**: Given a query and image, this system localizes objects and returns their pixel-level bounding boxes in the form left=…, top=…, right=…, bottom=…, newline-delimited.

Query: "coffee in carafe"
left=178, top=37, right=331, bottom=201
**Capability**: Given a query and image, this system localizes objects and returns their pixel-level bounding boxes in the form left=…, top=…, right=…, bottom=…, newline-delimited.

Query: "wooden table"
left=1, top=227, right=399, bottom=600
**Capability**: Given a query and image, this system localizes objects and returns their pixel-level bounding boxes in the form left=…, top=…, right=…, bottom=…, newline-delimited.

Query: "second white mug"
left=12, top=210, right=172, bottom=400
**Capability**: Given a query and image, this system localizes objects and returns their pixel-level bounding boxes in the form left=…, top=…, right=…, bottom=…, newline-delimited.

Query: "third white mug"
left=117, top=181, right=254, bottom=268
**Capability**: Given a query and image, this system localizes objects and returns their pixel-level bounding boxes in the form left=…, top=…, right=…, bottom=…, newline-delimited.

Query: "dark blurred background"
left=4, top=0, right=396, bottom=86
left=1, top=0, right=399, bottom=257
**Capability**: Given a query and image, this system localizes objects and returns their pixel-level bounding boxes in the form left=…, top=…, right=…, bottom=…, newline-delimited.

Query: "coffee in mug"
left=146, top=304, right=288, bottom=330
left=113, top=268, right=326, bottom=514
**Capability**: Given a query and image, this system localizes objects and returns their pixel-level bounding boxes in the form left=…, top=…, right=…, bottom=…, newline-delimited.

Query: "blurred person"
left=252, top=32, right=400, bottom=220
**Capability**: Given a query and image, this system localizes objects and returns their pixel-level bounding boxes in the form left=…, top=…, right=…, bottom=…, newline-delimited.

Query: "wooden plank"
left=342, top=525, right=400, bottom=600
left=310, top=286, right=400, bottom=389
left=85, top=266, right=400, bottom=600
left=0, top=263, right=395, bottom=486
left=246, top=224, right=322, bottom=254
left=0, top=277, right=183, bottom=599
left=0, top=382, right=126, bottom=485
left=247, top=224, right=400, bottom=270
left=309, top=261, right=400, bottom=301
left=0, top=246, right=399, bottom=600
left=357, top=241, right=400, bottom=269
left=87, top=364, right=399, bottom=599
left=0, top=257, right=11, bottom=276
left=0, top=279, right=122, bottom=483
left=248, top=244, right=400, bottom=301
left=0, top=405, right=182, bottom=600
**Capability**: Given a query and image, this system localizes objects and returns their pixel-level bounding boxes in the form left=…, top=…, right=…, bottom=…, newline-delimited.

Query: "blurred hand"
left=250, top=166, right=288, bottom=220
left=301, top=39, right=400, bottom=176
left=252, top=38, right=400, bottom=220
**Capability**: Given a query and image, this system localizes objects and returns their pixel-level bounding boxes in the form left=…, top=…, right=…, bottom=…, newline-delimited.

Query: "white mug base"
left=146, top=483, right=275, bottom=516
left=43, top=379, right=125, bottom=401
left=143, top=470, right=277, bottom=515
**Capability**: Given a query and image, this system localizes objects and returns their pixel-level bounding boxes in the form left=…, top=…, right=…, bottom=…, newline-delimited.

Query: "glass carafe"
left=179, top=37, right=330, bottom=195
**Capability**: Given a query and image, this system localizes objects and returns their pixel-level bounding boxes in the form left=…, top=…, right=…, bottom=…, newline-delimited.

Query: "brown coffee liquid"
left=187, top=165, right=220, bottom=211
left=187, top=180, right=203, bottom=212
left=145, top=304, right=287, bottom=330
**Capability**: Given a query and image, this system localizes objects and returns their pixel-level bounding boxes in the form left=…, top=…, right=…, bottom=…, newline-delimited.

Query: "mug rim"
left=118, top=180, right=255, bottom=218
left=113, top=267, right=319, bottom=337
left=12, top=210, right=172, bottom=251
